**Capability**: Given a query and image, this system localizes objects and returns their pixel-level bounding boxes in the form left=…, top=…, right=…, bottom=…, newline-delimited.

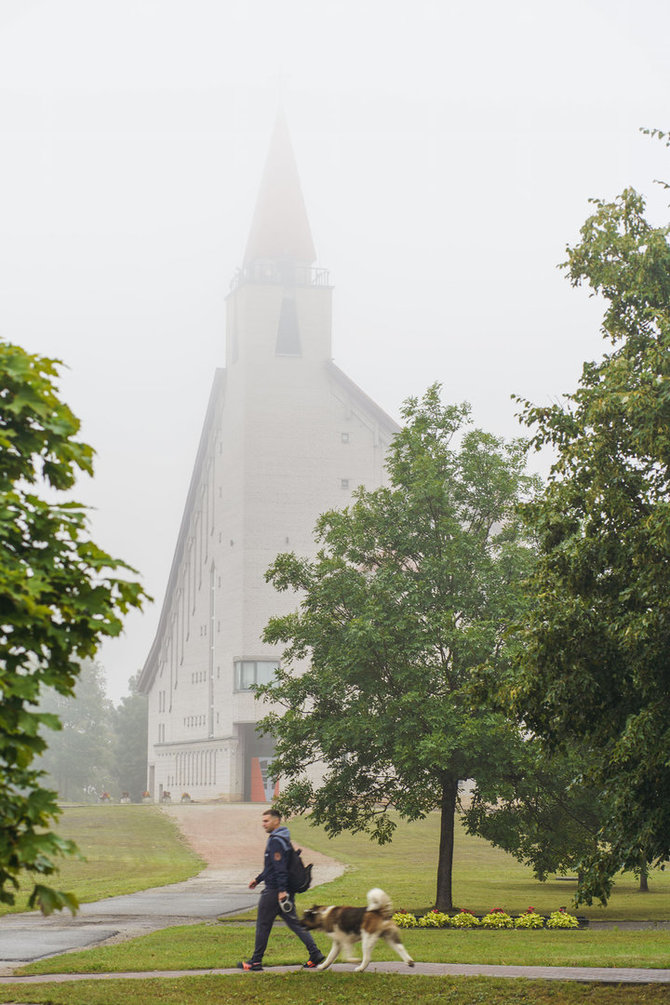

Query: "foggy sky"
left=1, top=0, right=669, bottom=701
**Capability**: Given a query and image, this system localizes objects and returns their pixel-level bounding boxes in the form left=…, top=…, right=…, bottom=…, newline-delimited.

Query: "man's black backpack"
left=273, top=834, right=313, bottom=894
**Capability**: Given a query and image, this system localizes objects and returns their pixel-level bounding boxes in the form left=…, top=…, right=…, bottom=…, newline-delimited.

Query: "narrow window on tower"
left=275, top=297, right=301, bottom=356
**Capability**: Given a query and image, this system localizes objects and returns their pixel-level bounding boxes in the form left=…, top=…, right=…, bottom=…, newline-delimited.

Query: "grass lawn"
left=19, top=922, right=670, bottom=975
left=10, top=804, right=670, bottom=980
left=287, top=812, right=670, bottom=922
left=0, top=804, right=204, bottom=914
left=0, top=975, right=668, bottom=1005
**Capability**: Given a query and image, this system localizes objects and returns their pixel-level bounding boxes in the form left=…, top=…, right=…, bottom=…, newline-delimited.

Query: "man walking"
left=237, top=808, right=325, bottom=971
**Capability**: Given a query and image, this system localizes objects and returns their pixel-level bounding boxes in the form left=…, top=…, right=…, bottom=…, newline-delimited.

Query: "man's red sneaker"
left=303, top=953, right=326, bottom=969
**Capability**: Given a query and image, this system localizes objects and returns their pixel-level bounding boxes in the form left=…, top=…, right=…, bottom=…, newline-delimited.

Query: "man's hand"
left=278, top=890, right=287, bottom=901
left=248, top=879, right=258, bottom=889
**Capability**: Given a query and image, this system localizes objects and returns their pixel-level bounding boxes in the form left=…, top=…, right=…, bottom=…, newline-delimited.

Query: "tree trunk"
left=435, top=775, right=459, bottom=911
left=638, top=849, right=650, bottom=892
left=639, top=856, right=649, bottom=892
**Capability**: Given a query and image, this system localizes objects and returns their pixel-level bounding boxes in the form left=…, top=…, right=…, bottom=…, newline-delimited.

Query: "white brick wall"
left=143, top=272, right=397, bottom=801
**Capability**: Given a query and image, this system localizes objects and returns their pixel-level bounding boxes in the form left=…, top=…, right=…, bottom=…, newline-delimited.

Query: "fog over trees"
left=37, top=663, right=148, bottom=804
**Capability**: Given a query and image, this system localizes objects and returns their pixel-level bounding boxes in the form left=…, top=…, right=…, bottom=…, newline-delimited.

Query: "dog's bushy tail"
left=367, top=887, right=393, bottom=917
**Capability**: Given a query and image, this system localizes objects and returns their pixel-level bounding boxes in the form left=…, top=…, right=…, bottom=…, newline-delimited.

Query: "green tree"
left=37, top=660, right=115, bottom=802
left=0, top=341, right=146, bottom=913
left=462, top=740, right=603, bottom=883
left=112, top=673, right=148, bottom=801
left=259, top=385, right=538, bottom=911
left=513, top=172, right=670, bottom=904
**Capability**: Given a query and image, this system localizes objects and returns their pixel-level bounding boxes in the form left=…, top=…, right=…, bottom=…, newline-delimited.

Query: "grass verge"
left=0, top=975, right=668, bottom=1005
left=19, top=923, right=670, bottom=975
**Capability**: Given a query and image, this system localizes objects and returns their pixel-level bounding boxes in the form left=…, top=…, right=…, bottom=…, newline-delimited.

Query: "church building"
left=138, top=114, right=399, bottom=801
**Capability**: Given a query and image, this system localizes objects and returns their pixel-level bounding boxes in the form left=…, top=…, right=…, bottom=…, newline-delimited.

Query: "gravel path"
left=162, top=802, right=346, bottom=886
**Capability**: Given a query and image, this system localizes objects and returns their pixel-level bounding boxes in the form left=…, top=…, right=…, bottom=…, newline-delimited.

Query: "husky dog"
left=300, top=887, right=415, bottom=972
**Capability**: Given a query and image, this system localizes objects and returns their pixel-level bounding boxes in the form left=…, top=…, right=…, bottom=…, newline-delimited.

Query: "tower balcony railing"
left=229, top=259, right=330, bottom=292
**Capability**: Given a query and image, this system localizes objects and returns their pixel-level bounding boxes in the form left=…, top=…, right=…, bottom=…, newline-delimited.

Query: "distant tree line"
left=36, top=661, right=148, bottom=803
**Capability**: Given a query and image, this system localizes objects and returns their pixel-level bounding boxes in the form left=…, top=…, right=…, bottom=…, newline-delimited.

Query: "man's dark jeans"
left=251, top=888, right=319, bottom=964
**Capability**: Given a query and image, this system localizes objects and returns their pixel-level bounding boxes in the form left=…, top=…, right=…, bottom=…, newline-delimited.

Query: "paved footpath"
left=0, top=961, right=669, bottom=985
left=0, top=804, right=667, bottom=986
left=0, top=804, right=343, bottom=972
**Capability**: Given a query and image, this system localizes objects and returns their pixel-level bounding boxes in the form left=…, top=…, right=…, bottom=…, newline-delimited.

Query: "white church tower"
left=138, top=114, right=399, bottom=801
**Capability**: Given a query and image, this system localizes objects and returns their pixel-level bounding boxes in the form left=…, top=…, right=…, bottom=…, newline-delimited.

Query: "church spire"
left=243, top=111, right=317, bottom=268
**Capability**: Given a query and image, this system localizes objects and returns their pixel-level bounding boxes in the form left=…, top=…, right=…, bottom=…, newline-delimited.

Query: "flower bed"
left=392, top=906, right=580, bottom=930
left=514, top=908, right=546, bottom=929
left=546, top=908, right=579, bottom=929
left=480, top=909, right=514, bottom=929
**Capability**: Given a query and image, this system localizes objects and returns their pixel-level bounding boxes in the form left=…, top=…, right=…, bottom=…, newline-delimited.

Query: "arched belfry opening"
left=276, top=295, right=301, bottom=356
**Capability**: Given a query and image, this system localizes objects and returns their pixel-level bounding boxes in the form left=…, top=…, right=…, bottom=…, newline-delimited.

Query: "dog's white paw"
left=316, top=963, right=328, bottom=971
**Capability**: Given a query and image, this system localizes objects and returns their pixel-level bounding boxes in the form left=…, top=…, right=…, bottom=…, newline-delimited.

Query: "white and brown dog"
left=300, top=887, right=415, bottom=972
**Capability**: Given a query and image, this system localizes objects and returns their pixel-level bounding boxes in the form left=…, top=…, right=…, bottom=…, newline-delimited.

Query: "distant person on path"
left=237, top=807, right=325, bottom=972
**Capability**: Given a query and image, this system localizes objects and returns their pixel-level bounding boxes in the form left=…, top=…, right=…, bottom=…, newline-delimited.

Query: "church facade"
left=138, top=116, right=399, bottom=801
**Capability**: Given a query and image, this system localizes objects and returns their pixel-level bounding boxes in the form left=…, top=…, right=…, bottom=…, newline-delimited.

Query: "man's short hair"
left=263, top=808, right=281, bottom=820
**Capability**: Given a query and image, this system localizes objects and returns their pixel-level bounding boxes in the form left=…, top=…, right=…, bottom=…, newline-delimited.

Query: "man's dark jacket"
left=255, top=824, right=291, bottom=891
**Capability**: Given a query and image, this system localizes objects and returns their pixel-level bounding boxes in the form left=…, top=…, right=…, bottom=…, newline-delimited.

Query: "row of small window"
left=184, top=715, right=207, bottom=727
left=234, top=660, right=279, bottom=691
left=157, top=711, right=222, bottom=735
left=159, top=662, right=278, bottom=704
